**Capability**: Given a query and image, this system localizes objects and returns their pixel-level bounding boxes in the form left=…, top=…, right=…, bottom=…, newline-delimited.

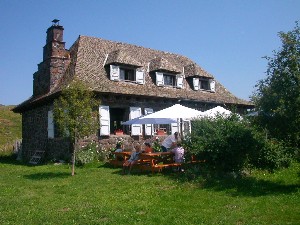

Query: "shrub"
left=76, top=143, right=98, bottom=165
left=184, top=115, right=294, bottom=175
left=249, top=132, right=293, bottom=171
left=185, top=115, right=256, bottom=174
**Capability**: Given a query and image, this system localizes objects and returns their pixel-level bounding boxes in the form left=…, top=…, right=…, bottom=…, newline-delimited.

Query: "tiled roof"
left=14, top=34, right=253, bottom=112
left=184, top=63, right=213, bottom=78
left=149, top=57, right=182, bottom=73
left=70, top=35, right=252, bottom=106
left=105, top=50, right=142, bottom=67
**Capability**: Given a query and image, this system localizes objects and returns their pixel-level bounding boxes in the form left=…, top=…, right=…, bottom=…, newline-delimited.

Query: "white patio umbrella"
left=141, top=104, right=204, bottom=120
left=140, top=104, right=204, bottom=137
left=122, top=116, right=177, bottom=125
left=202, top=106, right=232, bottom=118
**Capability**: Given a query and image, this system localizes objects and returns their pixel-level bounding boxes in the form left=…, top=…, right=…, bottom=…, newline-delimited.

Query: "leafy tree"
left=251, top=22, right=300, bottom=148
left=53, top=80, right=99, bottom=176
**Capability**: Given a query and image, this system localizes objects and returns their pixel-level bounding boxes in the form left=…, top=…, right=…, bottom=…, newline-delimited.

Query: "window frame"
left=155, top=72, right=183, bottom=88
left=120, top=66, right=136, bottom=82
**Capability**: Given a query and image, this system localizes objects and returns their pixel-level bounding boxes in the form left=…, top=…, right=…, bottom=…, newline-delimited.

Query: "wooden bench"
left=109, top=152, right=131, bottom=167
left=109, top=151, right=184, bottom=173
left=139, top=154, right=182, bottom=173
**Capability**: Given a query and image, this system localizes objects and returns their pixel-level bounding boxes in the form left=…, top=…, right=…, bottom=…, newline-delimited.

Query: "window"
left=200, top=79, right=210, bottom=90
left=120, top=68, right=135, bottom=81
left=193, top=77, right=215, bottom=92
left=47, top=110, right=54, bottom=138
left=110, top=65, right=144, bottom=84
left=156, top=72, right=183, bottom=88
left=164, top=74, right=176, bottom=86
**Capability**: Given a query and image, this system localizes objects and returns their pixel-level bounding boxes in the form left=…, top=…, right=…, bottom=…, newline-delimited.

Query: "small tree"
left=251, top=22, right=300, bottom=148
left=53, top=80, right=99, bottom=176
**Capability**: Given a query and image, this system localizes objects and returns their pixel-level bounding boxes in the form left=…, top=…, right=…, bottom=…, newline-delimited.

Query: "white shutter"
left=210, top=79, right=216, bottom=92
left=130, top=107, right=142, bottom=135
left=176, top=75, right=184, bottom=89
left=182, top=119, right=191, bottom=136
left=110, top=65, right=120, bottom=81
left=193, top=78, right=199, bottom=91
left=136, top=70, right=145, bottom=84
left=171, top=121, right=179, bottom=134
left=156, top=72, right=164, bottom=86
left=144, top=108, right=153, bottom=136
left=99, top=105, right=110, bottom=136
left=48, top=110, right=54, bottom=139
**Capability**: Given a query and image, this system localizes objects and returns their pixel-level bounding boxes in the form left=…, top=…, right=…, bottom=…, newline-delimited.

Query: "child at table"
left=114, top=142, right=123, bottom=161
left=143, top=142, right=153, bottom=153
left=115, top=143, right=123, bottom=153
left=171, top=142, right=185, bottom=163
left=122, top=144, right=141, bottom=175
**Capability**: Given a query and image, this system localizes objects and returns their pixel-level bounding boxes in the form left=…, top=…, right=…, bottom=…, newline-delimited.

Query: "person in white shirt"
left=161, top=132, right=178, bottom=152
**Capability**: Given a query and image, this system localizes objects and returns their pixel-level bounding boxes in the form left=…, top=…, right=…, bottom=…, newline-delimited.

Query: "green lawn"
left=0, top=157, right=299, bottom=225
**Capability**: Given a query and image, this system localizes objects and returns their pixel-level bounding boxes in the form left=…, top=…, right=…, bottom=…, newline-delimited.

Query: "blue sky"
left=0, top=0, right=299, bottom=105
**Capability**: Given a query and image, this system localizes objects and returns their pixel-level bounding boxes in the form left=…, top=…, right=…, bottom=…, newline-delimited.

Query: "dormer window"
left=164, top=74, right=175, bottom=86
left=120, top=67, right=135, bottom=81
left=193, top=77, right=215, bottom=92
left=110, top=65, right=144, bottom=84
left=156, top=72, right=183, bottom=88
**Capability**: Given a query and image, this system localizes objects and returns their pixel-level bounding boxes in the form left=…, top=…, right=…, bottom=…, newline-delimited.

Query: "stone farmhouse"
left=13, top=20, right=254, bottom=162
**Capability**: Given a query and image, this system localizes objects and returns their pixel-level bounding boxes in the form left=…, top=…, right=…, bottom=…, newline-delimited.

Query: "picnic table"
left=109, top=151, right=182, bottom=173
left=139, top=152, right=181, bottom=173
left=109, top=152, right=132, bottom=167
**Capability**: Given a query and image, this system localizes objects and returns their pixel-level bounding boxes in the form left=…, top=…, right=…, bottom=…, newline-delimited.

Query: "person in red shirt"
left=144, top=142, right=153, bottom=153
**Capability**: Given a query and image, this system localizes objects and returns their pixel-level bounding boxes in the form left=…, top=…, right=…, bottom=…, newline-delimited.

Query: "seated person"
left=171, top=142, right=185, bottom=163
left=122, top=144, right=141, bottom=175
left=143, top=142, right=153, bottom=153
left=115, top=143, right=123, bottom=153
left=114, top=142, right=124, bottom=161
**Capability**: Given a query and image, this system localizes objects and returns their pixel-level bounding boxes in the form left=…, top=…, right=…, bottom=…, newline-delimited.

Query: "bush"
left=250, top=133, right=292, bottom=171
left=184, top=115, right=256, bottom=173
left=76, top=143, right=98, bottom=165
left=184, top=115, right=295, bottom=175
left=76, top=142, right=114, bottom=165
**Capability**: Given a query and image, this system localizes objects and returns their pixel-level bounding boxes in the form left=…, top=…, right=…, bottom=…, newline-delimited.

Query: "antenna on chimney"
left=52, top=19, right=60, bottom=26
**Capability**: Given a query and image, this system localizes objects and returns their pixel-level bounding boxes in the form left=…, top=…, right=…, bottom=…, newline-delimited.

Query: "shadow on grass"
left=0, top=154, right=24, bottom=165
left=202, top=176, right=299, bottom=197
left=99, top=162, right=160, bottom=177
left=165, top=166, right=300, bottom=197
left=24, top=172, right=70, bottom=180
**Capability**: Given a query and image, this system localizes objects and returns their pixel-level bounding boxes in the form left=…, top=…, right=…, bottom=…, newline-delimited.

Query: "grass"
left=0, top=156, right=299, bottom=225
left=0, top=105, right=21, bottom=152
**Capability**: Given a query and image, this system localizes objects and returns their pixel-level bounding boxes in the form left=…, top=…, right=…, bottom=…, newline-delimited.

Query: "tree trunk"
left=71, top=141, right=75, bottom=176
left=71, top=134, right=78, bottom=176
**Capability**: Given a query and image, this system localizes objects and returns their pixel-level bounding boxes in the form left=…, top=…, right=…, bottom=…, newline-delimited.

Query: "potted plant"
left=115, top=129, right=123, bottom=135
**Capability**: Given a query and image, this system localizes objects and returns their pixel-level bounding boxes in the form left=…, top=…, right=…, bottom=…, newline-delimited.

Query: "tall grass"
left=0, top=156, right=299, bottom=225
left=0, top=105, right=21, bottom=154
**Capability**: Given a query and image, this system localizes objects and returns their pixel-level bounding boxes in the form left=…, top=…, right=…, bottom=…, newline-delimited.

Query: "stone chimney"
left=33, top=20, right=70, bottom=97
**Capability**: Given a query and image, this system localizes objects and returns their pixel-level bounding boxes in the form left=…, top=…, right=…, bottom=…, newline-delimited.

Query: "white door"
left=130, top=107, right=142, bottom=135
left=144, top=108, right=153, bottom=135
left=99, top=105, right=110, bottom=136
